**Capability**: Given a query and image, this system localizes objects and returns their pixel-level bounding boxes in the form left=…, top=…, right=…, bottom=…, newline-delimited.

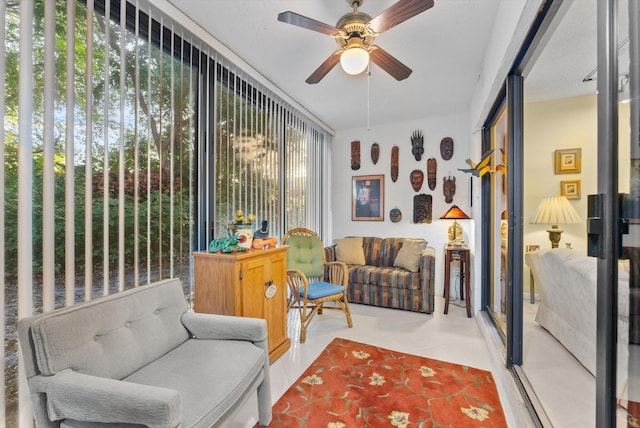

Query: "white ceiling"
left=166, top=0, right=501, bottom=132
left=165, top=0, right=604, bottom=132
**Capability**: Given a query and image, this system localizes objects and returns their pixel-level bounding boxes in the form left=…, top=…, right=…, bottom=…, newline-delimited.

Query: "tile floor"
left=521, top=301, right=640, bottom=428
left=229, top=297, right=534, bottom=427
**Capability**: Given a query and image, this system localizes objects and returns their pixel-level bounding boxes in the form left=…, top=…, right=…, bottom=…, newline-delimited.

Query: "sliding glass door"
left=598, top=0, right=639, bottom=425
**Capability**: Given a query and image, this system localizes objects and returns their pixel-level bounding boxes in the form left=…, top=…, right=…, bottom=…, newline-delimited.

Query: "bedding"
left=525, top=248, right=630, bottom=378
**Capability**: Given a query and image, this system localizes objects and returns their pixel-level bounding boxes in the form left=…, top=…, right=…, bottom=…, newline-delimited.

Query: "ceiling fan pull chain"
left=367, top=63, right=371, bottom=131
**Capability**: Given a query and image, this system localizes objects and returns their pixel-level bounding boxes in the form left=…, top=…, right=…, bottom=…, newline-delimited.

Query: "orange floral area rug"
left=259, top=337, right=507, bottom=427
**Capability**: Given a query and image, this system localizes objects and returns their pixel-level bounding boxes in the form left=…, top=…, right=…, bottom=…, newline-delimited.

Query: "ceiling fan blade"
left=368, top=0, right=434, bottom=34
left=306, top=50, right=342, bottom=84
left=278, top=11, right=340, bottom=36
left=369, top=46, right=412, bottom=81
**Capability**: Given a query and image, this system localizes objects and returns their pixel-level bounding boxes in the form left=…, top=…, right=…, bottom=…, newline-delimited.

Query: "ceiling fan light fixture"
left=340, top=46, right=369, bottom=75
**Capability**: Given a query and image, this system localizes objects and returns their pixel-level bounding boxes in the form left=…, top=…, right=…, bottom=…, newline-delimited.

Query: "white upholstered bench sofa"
left=18, top=278, right=272, bottom=427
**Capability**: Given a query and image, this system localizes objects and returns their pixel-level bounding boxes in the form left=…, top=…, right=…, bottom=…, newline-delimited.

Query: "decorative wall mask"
left=351, top=140, right=361, bottom=170
left=427, top=157, right=437, bottom=190
left=391, top=146, right=399, bottom=182
left=410, top=169, right=424, bottom=192
left=443, top=176, right=456, bottom=203
left=411, top=130, right=424, bottom=161
left=440, top=137, right=454, bottom=160
left=389, top=207, right=402, bottom=223
left=371, top=143, right=380, bottom=165
left=413, top=194, right=432, bottom=224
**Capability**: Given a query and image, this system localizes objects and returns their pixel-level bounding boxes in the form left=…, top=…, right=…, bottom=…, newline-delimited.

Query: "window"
left=2, top=1, right=331, bottom=425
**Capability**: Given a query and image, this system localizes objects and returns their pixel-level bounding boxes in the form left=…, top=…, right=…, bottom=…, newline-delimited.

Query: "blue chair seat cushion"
left=301, top=281, right=345, bottom=300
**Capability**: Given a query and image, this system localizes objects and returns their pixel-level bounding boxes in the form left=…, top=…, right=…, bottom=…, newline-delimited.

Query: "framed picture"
left=352, top=175, right=384, bottom=221
left=554, top=148, right=582, bottom=174
left=526, top=244, right=540, bottom=253
left=560, top=179, right=581, bottom=199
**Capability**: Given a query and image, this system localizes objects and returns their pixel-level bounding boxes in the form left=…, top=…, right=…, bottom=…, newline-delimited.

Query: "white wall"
left=331, top=113, right=473, bottom=297
left=522, top=94, right=631, bottom=290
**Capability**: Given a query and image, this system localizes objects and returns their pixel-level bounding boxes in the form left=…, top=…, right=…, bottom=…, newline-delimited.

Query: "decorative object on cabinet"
left=351, top=140, right=361, bottom=170
left=389, top=207, right=402, bottom=223
left=413, top=194, right=432, bottom=224
left=427, top=157, right=437, bottom=190
left=440, top=204, right=470, bottom=245
left=458, top=149, right=497, bottom=177
left=531, top=195, right=582, bottom=248
left=254, top=220, right=270, bottom=239
left=391, top=145, right=399, bottom=182
left=193, top=247, right=291, bottom=361
left=560, top=179, right=581, bottom=199
left=410, top=169, right=424, bottom=192
left=440, top=137, right=454, bottom=160
left=554, top=148, right=581, bottom=174
left=281, top=228, right=353, bottom=343
left=443, top=175, right=456, bottom=203
left=371, top=142, right=380, bottom=165
left=209, top=235, right=244, bottom=253
left=410, top=130, right=424, bottom=161
left=352, top=175, right=384, bottom=221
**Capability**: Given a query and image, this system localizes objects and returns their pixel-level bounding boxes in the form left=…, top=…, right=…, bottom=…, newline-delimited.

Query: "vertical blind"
left=1, top=0, right=332, bottom=426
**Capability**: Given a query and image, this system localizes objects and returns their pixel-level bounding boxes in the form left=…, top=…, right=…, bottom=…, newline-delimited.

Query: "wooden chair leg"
left=339, top=296, right=353, bottom=328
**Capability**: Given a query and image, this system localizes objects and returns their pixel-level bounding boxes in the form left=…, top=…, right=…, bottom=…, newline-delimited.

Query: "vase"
left=235, top=224, right=254, bottom=249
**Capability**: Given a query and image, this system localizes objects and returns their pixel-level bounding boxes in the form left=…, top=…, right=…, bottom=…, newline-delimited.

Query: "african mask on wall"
left=413, top=194, right=432, bottom=224
left=351, top=141, right=361, bottom=170
left=443, top=176, right=456, bottom=203
left=440, top=137, right=454, bottom=160
left=391, top=146, right=399, bottom=182
left=427, top=157, right=437, bottom=190
left=410, top=130, right=424, bottom=161
left=410, top=169, right=424, bottom=192
left=371, top=143, right=380, bottom=165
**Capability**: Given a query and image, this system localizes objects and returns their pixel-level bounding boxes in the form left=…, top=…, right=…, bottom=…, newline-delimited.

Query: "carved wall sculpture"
left=371, top=143, right=380, bottom=165
left=443, top=176, right=456, bottom=203
left=351, top=140, right=361, bottom=170
left=440, top=137, right=454, bottom=160
left=427, top=157, right=437, bottom=190
left=391, top=146, right=399, bottom=182
left=413, top=194, right=432, bottom=224
left=410, top=130, right=424, bottom=161
left=410, top=169, right=424, bottom=192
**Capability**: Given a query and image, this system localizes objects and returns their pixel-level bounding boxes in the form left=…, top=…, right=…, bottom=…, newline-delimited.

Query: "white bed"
left=525, top=248, right=630, bottom=380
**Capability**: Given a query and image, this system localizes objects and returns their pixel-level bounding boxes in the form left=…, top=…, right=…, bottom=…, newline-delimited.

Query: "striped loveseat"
left=325, top=237, right=435, bottom=313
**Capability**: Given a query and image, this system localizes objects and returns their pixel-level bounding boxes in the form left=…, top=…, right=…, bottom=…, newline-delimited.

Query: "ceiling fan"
left=278, top=0, right=434, bottom=84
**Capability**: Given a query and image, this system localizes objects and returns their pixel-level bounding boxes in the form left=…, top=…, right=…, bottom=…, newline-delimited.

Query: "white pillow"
left=394, top=240, right=428, bottom=272
left=334, top=237, right=366, bottom=265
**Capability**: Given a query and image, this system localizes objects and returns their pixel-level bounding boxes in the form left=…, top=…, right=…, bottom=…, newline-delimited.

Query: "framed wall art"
left=554, top=148, right=581, bottom=174
left=352, top=175, right=384, bottom=221
left=560, top=179, right=581, bottom=199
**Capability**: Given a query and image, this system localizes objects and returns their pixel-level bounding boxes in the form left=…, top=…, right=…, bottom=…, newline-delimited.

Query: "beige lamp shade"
left=531, top=196, right=581, bottom=248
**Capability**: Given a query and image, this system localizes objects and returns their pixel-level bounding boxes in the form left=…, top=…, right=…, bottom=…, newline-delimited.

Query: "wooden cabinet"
left=193, top=247, right=290, bottom=361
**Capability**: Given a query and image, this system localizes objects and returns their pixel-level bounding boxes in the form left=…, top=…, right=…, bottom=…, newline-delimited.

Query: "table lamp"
left=440, top=205, right=470, bottom=246
left=531, top=196, right=582, bottom=248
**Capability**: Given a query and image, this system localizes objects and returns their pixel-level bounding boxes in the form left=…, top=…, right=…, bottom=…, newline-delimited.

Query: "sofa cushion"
left=394, top=240, right=428, bottom=272
left=124, top=339, right=265, bottom=428
left=361, top=237, right=384, bottom=266
left=334, top=237, right=366, bottom=265
left=286, top=235, right=325, bottom=277
left=349, top=266, right=421, bottom=290
left=29, top=279, right=189, bottom=379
